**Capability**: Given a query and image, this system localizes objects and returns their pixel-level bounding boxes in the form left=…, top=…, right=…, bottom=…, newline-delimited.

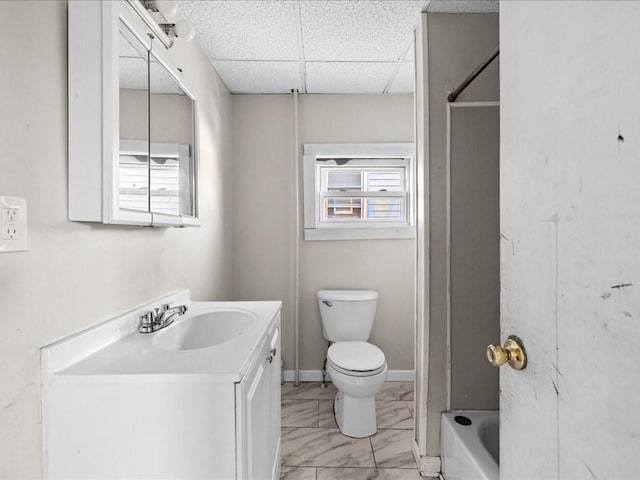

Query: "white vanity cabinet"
left=68, top=1, right=199, bottom=227
left=41, top=298, right=281, bottom=480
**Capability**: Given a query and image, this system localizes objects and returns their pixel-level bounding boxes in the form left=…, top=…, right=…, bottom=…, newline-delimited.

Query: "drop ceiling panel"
left=178, top=1, right=299, bottom=61
left=306, top=62, right=397, bottom=94
left=213, top=61, right=300, bottom=94
left=300, top=1, right=428, bottom=61
left=387, top=63, right=415, bottom=94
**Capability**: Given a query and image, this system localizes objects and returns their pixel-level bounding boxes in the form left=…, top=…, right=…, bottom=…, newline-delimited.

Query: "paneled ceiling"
left=177, top=0, right=498, bottom=94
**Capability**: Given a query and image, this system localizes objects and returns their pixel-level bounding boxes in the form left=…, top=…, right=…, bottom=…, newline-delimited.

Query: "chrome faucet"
left=138, top=303, right=188, bottom=334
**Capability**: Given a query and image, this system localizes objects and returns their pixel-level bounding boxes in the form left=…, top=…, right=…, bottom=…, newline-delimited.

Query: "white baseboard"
left=283, top=369, right=414, bottom=382
left=282, top=370, right=324, bottom=382
left=387, top=370, right=415, bottom=381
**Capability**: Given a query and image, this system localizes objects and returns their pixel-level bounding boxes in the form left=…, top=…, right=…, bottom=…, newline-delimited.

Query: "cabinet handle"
left=266, top=355, right=274, bottom=364
left=270, top=348, right=277, bottom=356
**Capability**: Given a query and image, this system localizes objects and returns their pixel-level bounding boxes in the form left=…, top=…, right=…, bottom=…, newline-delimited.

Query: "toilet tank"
left=317, top=290, right=378, bottom=342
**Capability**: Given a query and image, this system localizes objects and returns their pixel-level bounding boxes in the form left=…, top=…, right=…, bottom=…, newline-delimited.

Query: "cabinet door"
left=237, top=338, right=271, bottom=480
left=148, top=52, right=198, bottom=225
left=117, top=19, right=150, bottom=215
left=236, top=321, right=281, bottom=480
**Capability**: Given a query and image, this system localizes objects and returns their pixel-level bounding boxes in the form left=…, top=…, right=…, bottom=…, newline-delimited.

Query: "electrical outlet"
left=0, top=196, right=27, bottom=253
left=3, top=208, right=18, bottom=239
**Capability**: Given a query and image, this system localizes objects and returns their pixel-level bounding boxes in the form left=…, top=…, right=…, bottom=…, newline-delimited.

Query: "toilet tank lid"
left=317, top=290, right=378, bottom=301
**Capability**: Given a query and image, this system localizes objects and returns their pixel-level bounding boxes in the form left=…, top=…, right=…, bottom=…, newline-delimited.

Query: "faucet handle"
left=161, top=302, right=173, bottom=312
left=139, top=311, right=155, bottom=332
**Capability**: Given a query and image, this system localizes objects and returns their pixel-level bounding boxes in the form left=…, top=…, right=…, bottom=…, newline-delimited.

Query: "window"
left=303, top=143, right=416, bottom=241
left=320, top=164, right=407, bottom=222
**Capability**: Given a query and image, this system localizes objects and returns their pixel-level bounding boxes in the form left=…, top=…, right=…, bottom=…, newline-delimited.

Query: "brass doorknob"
left=486, top=335, right=527, bottom=370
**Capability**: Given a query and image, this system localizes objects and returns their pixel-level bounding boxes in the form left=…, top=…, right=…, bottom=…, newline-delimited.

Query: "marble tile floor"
left=281, top=382, right=419, bottom=480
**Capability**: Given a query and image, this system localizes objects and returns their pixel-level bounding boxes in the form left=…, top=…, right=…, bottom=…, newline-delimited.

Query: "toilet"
left=317, top=289, right=388, bottom=438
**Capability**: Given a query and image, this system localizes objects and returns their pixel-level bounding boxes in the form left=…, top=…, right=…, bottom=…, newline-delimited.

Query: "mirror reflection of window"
left=118, top=21, right=149, bottom=213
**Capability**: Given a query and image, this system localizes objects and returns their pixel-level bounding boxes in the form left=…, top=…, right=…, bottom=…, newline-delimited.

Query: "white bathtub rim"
left=441, top=410, right=499, bottom=480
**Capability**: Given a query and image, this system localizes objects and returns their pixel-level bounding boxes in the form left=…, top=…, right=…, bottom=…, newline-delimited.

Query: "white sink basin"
left=152, top=309, right=258, bottom=351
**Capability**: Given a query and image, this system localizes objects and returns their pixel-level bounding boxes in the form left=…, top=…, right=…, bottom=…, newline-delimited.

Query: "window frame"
left=303, top=143, right=416, bottom=241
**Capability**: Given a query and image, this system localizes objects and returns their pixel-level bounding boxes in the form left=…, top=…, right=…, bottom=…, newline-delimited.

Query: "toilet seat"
left=328, top=341, right=386, bottom=377
left=328, top=360, right=386, bottom=377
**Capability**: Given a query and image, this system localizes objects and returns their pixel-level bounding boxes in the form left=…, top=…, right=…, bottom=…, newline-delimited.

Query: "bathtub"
left=441, top=411, right=499, bottom=480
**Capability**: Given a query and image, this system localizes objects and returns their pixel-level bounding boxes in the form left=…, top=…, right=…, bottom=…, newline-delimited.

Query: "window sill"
left=303, top=226, right=416, bottom=241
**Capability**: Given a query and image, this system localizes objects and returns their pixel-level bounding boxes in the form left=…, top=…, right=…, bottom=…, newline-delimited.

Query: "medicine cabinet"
left=68, top=1, right=199, bottom=227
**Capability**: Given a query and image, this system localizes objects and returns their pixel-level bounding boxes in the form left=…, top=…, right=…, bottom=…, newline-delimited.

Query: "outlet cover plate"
left=1, top=196, right=28, bottom=253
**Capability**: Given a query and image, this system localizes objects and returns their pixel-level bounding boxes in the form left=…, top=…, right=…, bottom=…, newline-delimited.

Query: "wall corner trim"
left=412, top=440, right=441, bottom=478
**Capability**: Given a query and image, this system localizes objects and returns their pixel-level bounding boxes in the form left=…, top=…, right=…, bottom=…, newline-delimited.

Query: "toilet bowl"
left=317, top=289, right=387, bottom=438
left=326, top=341, right=388, bottom=438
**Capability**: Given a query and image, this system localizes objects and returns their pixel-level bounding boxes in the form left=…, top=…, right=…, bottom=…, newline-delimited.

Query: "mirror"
left=176, top=86, right=197, bottom=218
left=118, top=20, right=149, bottom=213
left=148, top=53, right=197, bottom=218
left=116, top=21, right=197, bottom=221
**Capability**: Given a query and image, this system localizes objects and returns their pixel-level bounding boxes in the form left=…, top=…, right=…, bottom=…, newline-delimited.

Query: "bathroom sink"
left=152, top=309, right=258, bottom=351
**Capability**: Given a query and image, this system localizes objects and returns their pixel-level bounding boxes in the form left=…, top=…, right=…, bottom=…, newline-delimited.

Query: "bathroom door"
left=499, top=2, right=640, bottom=478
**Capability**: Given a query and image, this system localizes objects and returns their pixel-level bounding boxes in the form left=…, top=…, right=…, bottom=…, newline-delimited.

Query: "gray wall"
left=450, top=106, right=499, bottom=410
left=417, top=12, right=499, bottom=457
left=0, top=1, right=233, bottom=477
left=232, top=94, right=415, bottom=374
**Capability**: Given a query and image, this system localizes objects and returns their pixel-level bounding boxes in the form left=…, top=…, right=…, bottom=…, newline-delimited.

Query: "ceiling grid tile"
left=306, top=62, right=398, bottom=94
left=299, top=0, right=428, bottom=62
left=178, top=1, right=299, bottom=61
left=212, top=61, right=301, bottom=94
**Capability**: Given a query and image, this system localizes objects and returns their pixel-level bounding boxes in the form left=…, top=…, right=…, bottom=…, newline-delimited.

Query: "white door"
left=500, top=2, right=640, bottom=478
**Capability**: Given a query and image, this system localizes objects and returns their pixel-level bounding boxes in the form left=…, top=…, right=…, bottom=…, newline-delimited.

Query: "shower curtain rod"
left=447, top=47, right=499, bottom=103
